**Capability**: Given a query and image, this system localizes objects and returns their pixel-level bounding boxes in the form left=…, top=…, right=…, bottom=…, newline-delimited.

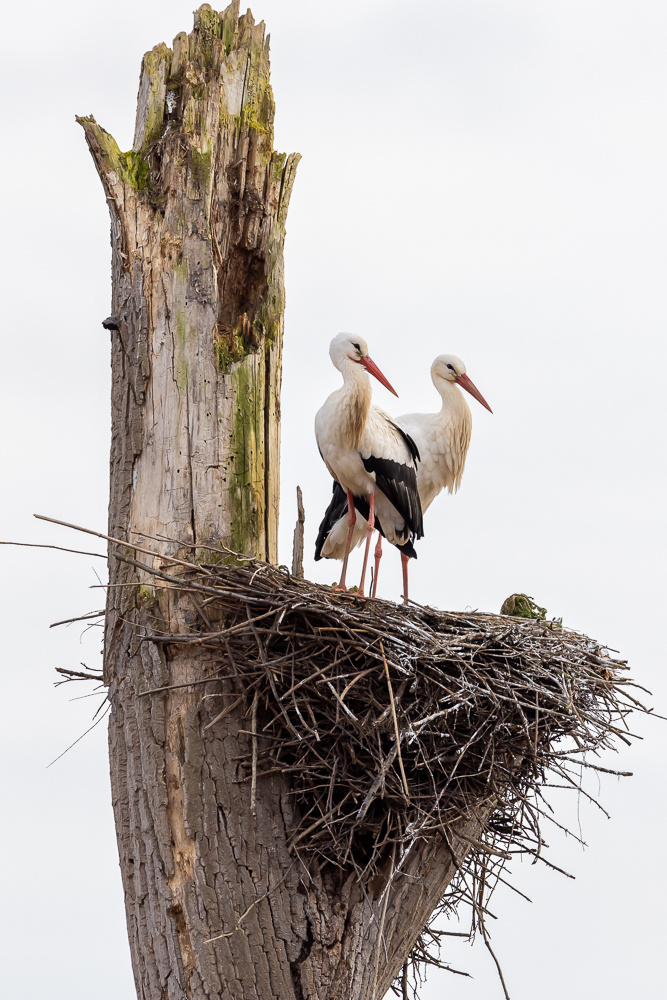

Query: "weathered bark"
left=83, top=1, right=297, bottom=564
left=82, top=6, right=483, bottom=998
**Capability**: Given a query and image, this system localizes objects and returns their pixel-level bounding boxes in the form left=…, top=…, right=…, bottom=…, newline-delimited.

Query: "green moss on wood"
left=172, top=262, right=189, bottom=391
left=197, top=5, right=222, bottom=63
left=137, top=585, right=155, bottom=605
left=214, top=327, right=247, bottom=374
left=119, top=151, right=151, bottom=189
left=76, top=117, right=152, bottom=190
left=138, top=43, right=172, bottom=148
left=190, top=146, right=212, bottom=189
left=500, top=594, right=548, bottom=620
left=215, top=338, right=234, bottom=374
left=214, top=310, right=280, bottom=374
left=228, top=359, right=265, bottom=557
left=221, top=5, right=237, bottom=55
left=240, top=102, right=271, bottom=136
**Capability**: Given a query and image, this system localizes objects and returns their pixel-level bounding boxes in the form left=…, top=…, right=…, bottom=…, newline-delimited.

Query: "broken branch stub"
left=291, top=485, right=305, bottom=578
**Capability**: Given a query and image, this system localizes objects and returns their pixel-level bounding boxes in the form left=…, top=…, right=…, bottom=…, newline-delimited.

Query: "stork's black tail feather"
left=315, top=482, right=418, bottom=561
left=396, top=538, right=417, bottom=560
left=315, top=482, right=348, bottom=561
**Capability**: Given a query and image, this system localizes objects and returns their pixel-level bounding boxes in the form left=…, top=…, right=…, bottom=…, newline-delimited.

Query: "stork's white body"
left=314, top=333, right=423, bottom=597
left=315, top=372, right=417, bottom=548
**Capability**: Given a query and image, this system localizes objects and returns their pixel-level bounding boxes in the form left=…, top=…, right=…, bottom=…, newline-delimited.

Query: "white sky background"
left=1, top=0, right=666, bottom=996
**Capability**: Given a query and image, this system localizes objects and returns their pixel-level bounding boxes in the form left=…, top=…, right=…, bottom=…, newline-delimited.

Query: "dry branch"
left=292, top=486, right=305, bottom=579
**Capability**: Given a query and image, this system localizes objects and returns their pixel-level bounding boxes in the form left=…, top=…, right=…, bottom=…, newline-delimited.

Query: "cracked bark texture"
left=81, top=5, right=482, bottom=998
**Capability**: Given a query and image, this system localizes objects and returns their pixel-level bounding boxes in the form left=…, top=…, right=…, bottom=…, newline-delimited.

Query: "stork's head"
left=329, top=333, right=398, bottom=396
left=431, top=354, right=493, bottom=412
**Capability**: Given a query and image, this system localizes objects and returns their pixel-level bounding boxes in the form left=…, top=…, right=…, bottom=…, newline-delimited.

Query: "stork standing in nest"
left=315, top=333, right=423, bottom=600
left=316, top=353, right=492, bottom=598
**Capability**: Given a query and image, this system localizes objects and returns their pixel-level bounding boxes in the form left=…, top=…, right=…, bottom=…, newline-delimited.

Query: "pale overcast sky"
left=1, top=1, right=666, bottom=998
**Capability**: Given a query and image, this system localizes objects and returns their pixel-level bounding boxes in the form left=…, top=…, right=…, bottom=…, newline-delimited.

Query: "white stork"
left=314, top=333, right=423, bottom=599
left=315, top=353, right=491, bottom=598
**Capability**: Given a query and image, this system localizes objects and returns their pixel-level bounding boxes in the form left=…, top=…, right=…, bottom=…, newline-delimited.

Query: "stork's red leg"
left=358, top=490, right=375, bottom=597
left=336, top=490, right=357, bottom=591
left=371, top=532, right=382, bottom=598
left=400, top=551, right=410, bottom=605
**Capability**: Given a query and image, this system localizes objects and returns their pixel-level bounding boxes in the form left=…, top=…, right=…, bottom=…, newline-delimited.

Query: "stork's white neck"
left=336, top=358, right=372, bottom=450
left=432, top=374, right=471, bottom=421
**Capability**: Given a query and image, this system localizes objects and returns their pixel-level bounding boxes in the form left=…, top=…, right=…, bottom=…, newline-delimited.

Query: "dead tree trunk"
left=81, top=6, right=482, bottom=998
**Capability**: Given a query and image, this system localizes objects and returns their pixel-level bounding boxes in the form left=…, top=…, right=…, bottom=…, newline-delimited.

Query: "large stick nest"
left=107, top=552, right=645, bottom=987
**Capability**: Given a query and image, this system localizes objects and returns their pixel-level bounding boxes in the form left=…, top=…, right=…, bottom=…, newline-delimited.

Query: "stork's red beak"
left=455, top=373, right=493, bottom=413
left=359, top=355, right=399, bottom=397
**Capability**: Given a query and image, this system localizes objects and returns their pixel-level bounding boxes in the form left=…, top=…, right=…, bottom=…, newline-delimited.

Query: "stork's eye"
left=446, top=363, right=455, bottom=371
left=352, top=342, right=361, bottom=352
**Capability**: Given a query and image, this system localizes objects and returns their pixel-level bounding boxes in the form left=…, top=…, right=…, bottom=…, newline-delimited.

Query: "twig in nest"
left=381, top=641, right=410, bottom=802
left=55, top=666, right=104, bottom=684
left=46, top=702, right=110, bottom=768
left=481, top=923, right=511, bottom=1000
left=203, top=694, right=245, bottom=731
left=326, top=681, right=359, bottom=722
left=34, top=513, right=208, bottom=574
left=50, top=611, right=106, bottom=628
left=0, top=540, right=106, bottom=559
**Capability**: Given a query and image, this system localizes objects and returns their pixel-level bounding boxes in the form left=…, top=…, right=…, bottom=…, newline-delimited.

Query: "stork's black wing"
left=360, top=423, right=423, bottom=540
left=315, top=482, right=348, bottom=561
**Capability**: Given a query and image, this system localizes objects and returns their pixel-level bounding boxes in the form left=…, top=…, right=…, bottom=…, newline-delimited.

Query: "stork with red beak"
left=397, top=353, right=492, bottom=511
left=316, top=353, right=492, bottom=600
left=314, top=333, right=423, bottom=599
